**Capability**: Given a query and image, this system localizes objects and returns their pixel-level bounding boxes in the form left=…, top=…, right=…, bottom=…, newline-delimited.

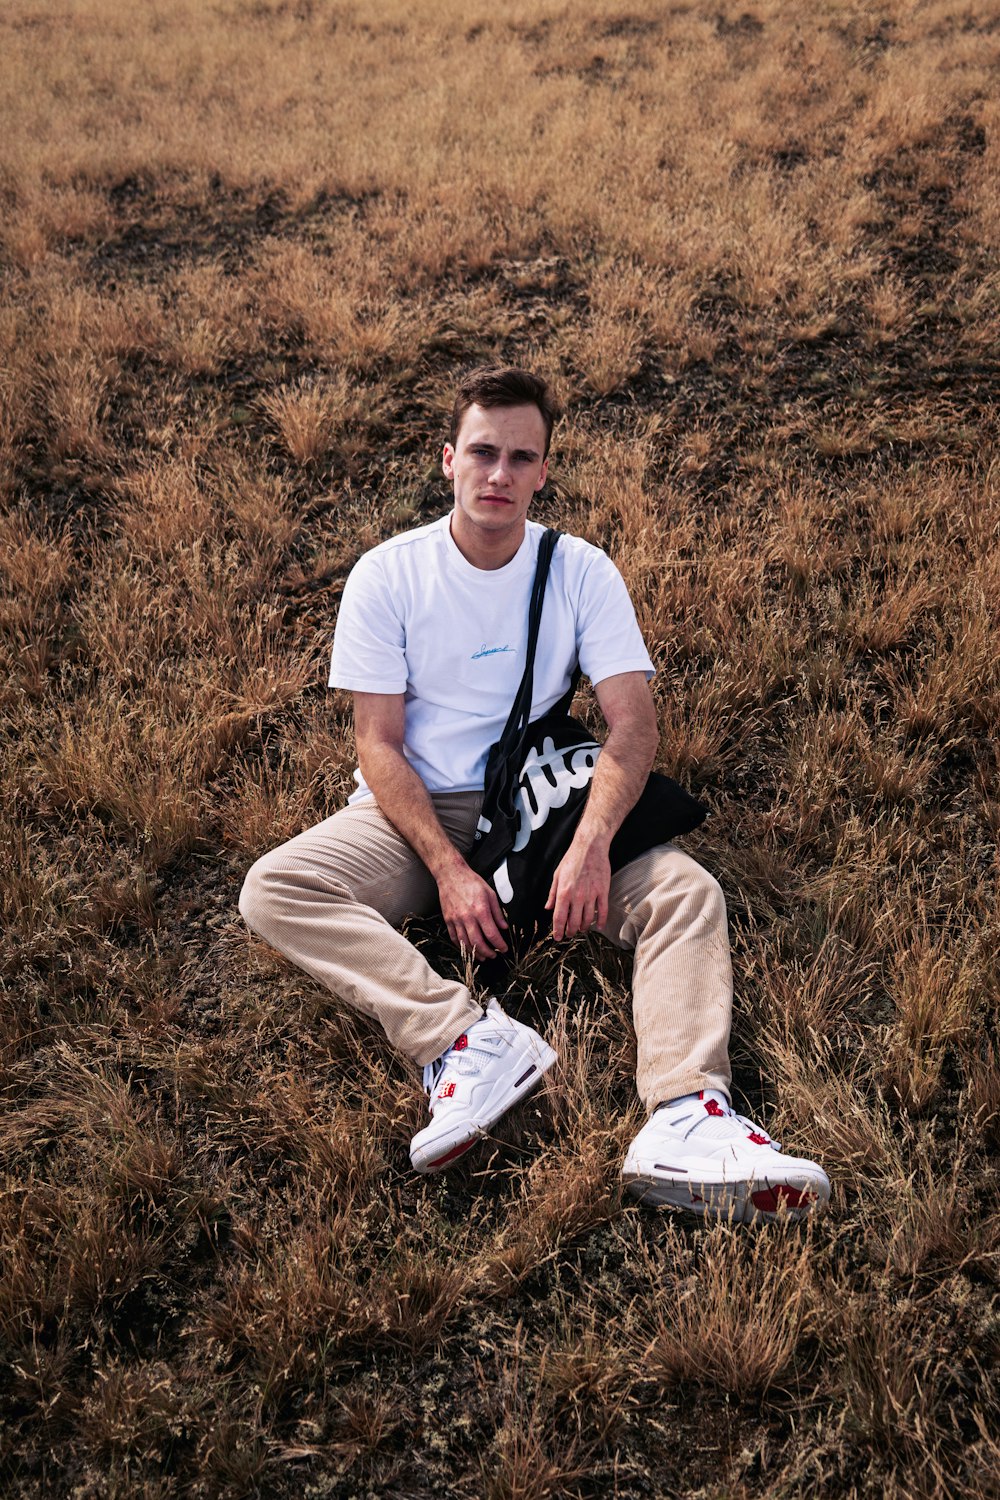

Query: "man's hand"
left=355, top=691, right=509, bottom=958
left=545, top=671, right=657, bottom=941
left=545, top=836, right=612, bottom=941
left=437, top=860, right=510, bottom=959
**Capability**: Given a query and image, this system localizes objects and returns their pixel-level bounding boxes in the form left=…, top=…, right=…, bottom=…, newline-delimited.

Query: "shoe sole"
left=622, top=1167, right=830, bottom=1223
left=410, top=1037, right=558, bottom=1174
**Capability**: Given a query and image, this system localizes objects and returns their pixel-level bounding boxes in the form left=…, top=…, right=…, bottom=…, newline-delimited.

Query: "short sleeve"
left=328, top=553, right=407, bottom=692
left=574, top=551, right=655, bottom=687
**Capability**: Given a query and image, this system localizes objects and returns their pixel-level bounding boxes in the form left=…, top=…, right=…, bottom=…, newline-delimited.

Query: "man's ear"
left=442, top=442, right=456, bottom=480
left=534, top=457, right=549, bottom=491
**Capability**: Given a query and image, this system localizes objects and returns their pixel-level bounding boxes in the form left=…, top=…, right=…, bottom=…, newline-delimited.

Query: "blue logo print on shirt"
left=471, top=643, right=515, bottom=660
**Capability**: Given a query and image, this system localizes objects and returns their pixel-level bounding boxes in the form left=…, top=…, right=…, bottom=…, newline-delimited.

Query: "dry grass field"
left=2, top=0, right=1000, bottom=1495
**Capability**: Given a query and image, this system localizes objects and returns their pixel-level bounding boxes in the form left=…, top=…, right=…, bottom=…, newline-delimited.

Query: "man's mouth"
left=479, top=494, right=512, bottom=504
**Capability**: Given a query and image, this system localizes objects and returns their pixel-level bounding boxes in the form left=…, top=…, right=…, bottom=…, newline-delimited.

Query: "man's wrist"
left=571, top=818, right=614, bottom=856
left=426, top=843, right=467, bottom=884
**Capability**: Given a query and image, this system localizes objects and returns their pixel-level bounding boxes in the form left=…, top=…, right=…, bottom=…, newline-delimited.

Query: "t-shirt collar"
left=441, top=512, right=536, bottom=581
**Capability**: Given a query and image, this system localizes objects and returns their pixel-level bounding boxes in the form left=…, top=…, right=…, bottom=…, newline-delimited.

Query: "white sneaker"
left=622, top=1089, right=831, bottom=1222
left=410, top=999, right=558, bottom=1174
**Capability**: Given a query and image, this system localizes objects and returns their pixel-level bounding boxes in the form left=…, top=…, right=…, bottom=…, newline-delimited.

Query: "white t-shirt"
left=329, top=513, right=654, bottom=802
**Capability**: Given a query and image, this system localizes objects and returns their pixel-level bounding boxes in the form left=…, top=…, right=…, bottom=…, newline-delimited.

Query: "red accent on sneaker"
left=748, top=1132, right=771, bottom=1145
left=453, top=1035, right=468, bottom=1051
left=427, top=1137, right=476, bottom=1169
left=751, top=1184, right=814, bottom=1212
left=438, top=1081, right=456, bottom=1099
left=704, top=1098, right=725, bottom=1117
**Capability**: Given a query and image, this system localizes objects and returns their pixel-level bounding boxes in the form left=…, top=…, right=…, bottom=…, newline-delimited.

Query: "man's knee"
left=688, top=862, right=727, bottom=922
left=238, top=853, right=281, bottom=937
left=649, top=852, right=727, bottom=929
left=237, top=849, right=350, bottom=938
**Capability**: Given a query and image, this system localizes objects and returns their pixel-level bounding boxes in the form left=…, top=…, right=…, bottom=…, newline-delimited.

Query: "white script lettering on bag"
left=492, top=737, right=600, bottom=902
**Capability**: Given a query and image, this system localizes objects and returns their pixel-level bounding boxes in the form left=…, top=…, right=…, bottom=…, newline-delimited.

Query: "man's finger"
left=551, top=886, right=569, bottom=941
left=595, top=890, right=609, bottom=930
left=559, top=885, right=603, bottom=939
left=468, top=909, right=508, bottom=956
left=455, top=923, right=490, bottom=959
left=575, top=893, right=601, bottom=934
left=473, top=897, right=508, bottom=947
left=487, top=887, right=509, bottom=931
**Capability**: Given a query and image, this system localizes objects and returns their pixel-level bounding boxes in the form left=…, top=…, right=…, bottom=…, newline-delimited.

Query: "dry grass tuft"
left=260, top=377, right=362, bottom=468
left=883, top=925, right=983, bottom=1114
left=635, top=1221, right=820, bottom=1398
left=476, top=1334, right=592, bottom=1500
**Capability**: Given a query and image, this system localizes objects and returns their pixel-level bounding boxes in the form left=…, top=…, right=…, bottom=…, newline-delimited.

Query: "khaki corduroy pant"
left=238, top=791, right=733, bottom=1114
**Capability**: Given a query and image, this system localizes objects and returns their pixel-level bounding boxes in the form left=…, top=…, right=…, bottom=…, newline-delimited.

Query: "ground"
left=1, top=2, right=999, bottom=1497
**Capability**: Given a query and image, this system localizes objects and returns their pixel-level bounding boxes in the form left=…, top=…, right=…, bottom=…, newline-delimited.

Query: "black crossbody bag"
left=467, top=528, right=708, bottom=937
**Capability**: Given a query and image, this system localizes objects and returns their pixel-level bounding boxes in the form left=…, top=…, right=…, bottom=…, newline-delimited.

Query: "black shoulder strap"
left=492, top=527, right=561, bottom=765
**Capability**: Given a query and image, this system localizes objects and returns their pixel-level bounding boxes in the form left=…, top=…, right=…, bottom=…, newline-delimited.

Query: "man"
left=239, top=366, right=830, bottom=1221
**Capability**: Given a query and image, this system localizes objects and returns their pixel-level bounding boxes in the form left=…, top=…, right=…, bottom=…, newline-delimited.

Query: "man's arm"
left=353, top=691, right=510, bottom=959
left=545, top=670, right=659, bottom=941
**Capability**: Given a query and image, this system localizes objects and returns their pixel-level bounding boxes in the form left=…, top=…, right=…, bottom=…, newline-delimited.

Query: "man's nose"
left=489, top=454, right=513, bottom=484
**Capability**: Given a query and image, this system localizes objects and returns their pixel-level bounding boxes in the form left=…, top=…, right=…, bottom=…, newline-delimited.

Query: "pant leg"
left=238, top=792, right=485, bottom=1066
left=600, top=844, right=733, bottom=1115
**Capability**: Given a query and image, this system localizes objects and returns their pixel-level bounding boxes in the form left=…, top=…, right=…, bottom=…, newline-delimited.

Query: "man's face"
left=443, top=402, right=549, bottom=544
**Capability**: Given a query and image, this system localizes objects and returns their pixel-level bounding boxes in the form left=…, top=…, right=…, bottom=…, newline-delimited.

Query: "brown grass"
left=635, top=1219, right=820, bottom=1398
left=2, top=0, right=1000, bottom=1495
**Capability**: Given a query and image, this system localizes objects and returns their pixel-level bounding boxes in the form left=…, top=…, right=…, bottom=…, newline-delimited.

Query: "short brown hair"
left=449, top=365, right=559, bottom=457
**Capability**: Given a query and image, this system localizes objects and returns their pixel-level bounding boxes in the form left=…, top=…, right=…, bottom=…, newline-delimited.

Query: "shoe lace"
left=667, top=1099, right=781, bottom=1151
left=421, top=1021, right=505, bottom=1096
left=733, top=1110, right=781, bottom=1150
left=422, top=1058, right=444, bottom=1093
